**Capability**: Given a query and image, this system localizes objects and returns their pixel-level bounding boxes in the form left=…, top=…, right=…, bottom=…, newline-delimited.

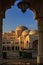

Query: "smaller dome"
left=29, top=30, right=37, bottom=35
left=22, top=30, right=29, bottom=36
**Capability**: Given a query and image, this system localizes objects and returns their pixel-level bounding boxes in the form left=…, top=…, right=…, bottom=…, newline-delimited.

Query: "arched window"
left=18, top=46, right=19, bottom=50
left=3, top=42, right=5, bottom=44
left=15, top=46, right=19, bottom=50
left=15, top=46, right=17, bottom=50
left=7, top=46, right=10, bottom=51
left=32, top=40, right=38, bottom=50
left=12, top=46, right=14, bottom=51
left=27, top=41, right=28, bottom=44
left=3, top=46, right=6, bottom=51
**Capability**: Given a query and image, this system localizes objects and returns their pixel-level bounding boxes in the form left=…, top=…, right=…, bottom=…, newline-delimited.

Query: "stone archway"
left=0, top=0, right=43, bottom=64
left=0, top=0, right=16, bottom=64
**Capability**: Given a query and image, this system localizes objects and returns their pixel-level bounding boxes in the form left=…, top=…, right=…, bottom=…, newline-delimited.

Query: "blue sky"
left=3, top=0, right=38, bottom=32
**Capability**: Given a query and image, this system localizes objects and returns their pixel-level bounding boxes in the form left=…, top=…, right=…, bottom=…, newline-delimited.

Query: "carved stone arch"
left=32, top=40, right=38, bottom=50
left=0, top=0, right=16, bottom=64
left=0, top=0, right=16, bottom=19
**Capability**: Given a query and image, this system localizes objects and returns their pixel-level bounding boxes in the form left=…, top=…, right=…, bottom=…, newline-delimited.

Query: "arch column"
left=0, top=0, right=16, bottom=64
left=0, top=18, right=3, bottom=64
left=36, top=17, right=43, bottom=64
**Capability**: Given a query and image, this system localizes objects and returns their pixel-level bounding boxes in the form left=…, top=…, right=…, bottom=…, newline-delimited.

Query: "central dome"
left=22, top=30, right=29, bottom=36
left=16, top=25, right=28, bottom=37
left=16, top=25, right=28, bottom=31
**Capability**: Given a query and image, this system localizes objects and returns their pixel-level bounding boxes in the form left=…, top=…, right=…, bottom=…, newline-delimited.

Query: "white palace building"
left=2, top=25, right=38, bottom=59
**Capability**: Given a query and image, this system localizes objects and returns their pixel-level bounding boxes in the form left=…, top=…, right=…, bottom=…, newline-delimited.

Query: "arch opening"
left=2, top=0, right=38, bottom=61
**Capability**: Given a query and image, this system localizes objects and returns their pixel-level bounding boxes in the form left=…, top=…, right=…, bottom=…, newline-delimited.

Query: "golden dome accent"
left=22, top=30, right=29, bottom=36
left=29, top=30, right=37, bottom=35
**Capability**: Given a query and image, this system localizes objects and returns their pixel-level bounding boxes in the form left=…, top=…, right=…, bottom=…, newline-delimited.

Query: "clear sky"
left=3, top=0, right=38, bottom=32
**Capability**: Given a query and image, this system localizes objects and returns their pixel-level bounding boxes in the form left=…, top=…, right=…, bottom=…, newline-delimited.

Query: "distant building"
left=2, top=25, right=38, bottom=59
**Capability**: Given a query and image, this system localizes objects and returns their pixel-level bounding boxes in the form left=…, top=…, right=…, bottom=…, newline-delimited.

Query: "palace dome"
left=22, top=30, right=29, bottom=36
left=29, top=30, right=37, bottom=35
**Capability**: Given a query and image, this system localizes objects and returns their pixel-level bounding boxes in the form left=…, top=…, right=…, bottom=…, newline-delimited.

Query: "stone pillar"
left=37, top=17, right=43, bottom=64
left=0, top=18, right=3, bottom=63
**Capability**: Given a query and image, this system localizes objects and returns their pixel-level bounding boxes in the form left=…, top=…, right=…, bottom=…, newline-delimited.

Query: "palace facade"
left=2, top=25, right=38, bottom=59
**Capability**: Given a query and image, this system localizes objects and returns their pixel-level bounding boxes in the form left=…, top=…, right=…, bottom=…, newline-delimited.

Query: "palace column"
left=0, top=0, right=16, bottom=64
left=36, top=17, right=43, bottom=64
left=0, top=18, right=3, bottom=63
left=0, top=10, right=5, bottom=64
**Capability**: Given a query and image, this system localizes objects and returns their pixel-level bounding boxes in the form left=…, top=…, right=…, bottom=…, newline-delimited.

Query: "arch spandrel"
left=0, top=0, right=16, bottom=19
left=22, top=0, right=43, bottom=19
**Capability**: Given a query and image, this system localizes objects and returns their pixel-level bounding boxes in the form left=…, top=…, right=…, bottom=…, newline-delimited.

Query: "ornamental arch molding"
left=0, top=0, right=16, bottom=19
left=0, top=0, right=16, bottom=63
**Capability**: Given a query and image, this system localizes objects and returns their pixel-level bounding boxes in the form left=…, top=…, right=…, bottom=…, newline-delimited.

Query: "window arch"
left=32, top=40, right=38, bottom=50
